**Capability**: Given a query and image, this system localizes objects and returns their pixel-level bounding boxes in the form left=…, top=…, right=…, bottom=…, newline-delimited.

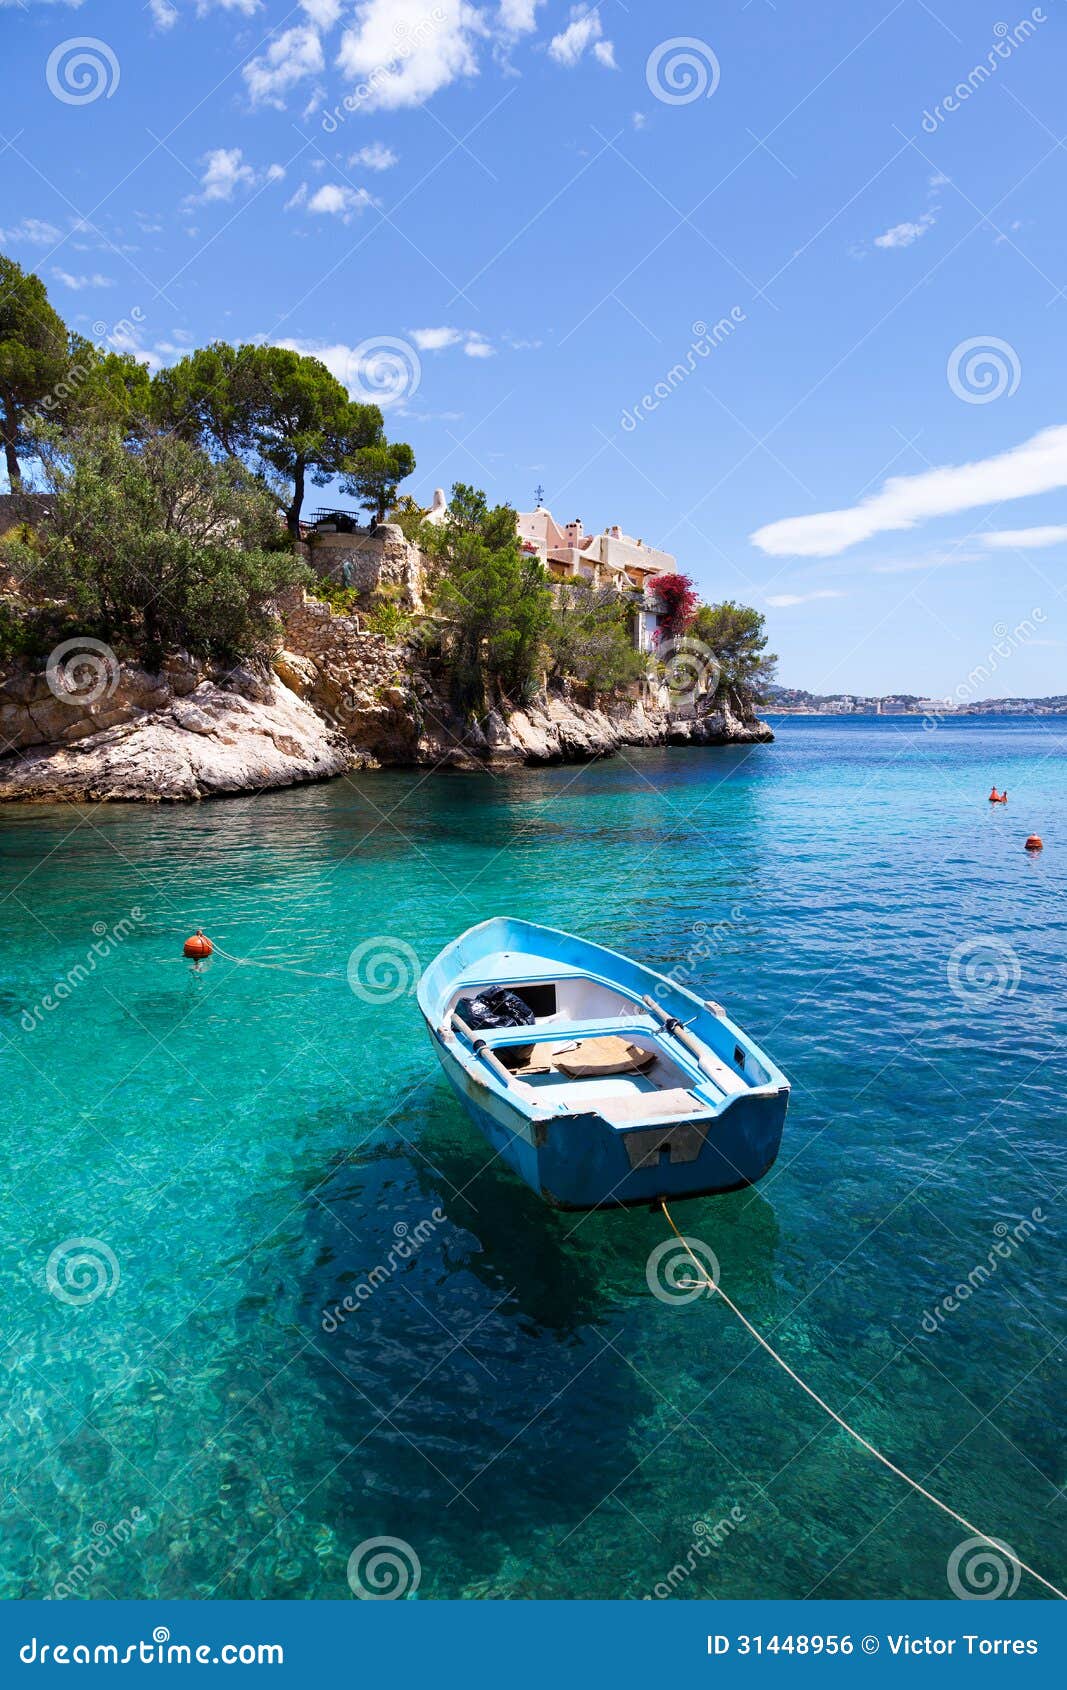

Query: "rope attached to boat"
left=658, top=1200, right=1065, bottom=1601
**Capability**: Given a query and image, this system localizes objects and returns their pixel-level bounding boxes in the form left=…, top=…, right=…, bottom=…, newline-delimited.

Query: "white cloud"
left=186, top=148, right=285, bottom=204
left=410, top=325, right=493, bottom=357
left=271, top=337, right=361, bottom=394
left=982, top=525, right=1067, bottom=550
left=349, top=142, right=398, bottom=171
left=306, top=182, right=375, bottom=218
left=752, top=424, right=1067, bottom=558
left=765, top=590, right=844, bottom=607
left=301, top=0, right=342, bottom=25
left=194, top=147, right=255, bottom=201
left=0, top=218, right=63, bottom=245
left=874, top=211, right=936, bottom=249
left=52, top=269, right=113, bottom=290
left=149, top=0, right=179, bottom=27
left=498, top=0, right=541, bottom=29
left=411, top=326, right=463, bottom=351
left=244, top=24, right=324, bottom=106
left=338, top=0, right=484, bottom=110
left=549, top=7, right=615, bottom=69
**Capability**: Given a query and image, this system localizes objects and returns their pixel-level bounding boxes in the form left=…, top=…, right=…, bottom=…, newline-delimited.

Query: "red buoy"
left=1024, top=835, right=1043, bottom=853
left=183, top=929, right=213, bottom=958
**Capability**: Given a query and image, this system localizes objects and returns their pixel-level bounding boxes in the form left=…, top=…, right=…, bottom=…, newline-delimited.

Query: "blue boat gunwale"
left=417, top=916, right=790, bottom=1130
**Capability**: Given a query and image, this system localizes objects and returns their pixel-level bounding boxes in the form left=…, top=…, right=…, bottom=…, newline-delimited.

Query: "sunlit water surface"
left=1, top=716, right=1064, bottom=1600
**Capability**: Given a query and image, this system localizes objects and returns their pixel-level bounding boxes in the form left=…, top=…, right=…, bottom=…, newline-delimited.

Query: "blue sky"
left=3, top=0, right=1066, bottom=697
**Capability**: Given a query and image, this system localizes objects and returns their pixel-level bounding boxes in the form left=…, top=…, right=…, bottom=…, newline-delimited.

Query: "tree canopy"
left=153, top=341, right=412, bottom=535
left=3, top=427, right=306, bottom=659
left=430, top=483, right=553, bottom=711
left=0, top=256, right=70, bottom=488
left=690, top=600, right=777, bottom=707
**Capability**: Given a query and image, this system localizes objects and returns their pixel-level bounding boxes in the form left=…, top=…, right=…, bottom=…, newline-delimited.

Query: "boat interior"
left=444, top=960, right=764, bottom=1122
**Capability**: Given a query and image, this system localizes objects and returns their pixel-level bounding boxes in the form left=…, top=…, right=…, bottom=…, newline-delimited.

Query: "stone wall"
left=301, top=522, right=426, bottom=611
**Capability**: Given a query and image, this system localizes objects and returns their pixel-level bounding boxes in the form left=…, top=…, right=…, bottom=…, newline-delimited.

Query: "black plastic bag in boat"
left=455, top=988, right=536, bottom=1031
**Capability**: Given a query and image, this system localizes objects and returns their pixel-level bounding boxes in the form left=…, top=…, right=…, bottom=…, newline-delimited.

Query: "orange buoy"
left=183, top=929, right=213, bottom=958
left=1024, top=835, right=1043, bottom=853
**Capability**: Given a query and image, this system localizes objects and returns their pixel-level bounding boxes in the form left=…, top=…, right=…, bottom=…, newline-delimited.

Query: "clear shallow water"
left=1, top=716, right=1064, bottom=1601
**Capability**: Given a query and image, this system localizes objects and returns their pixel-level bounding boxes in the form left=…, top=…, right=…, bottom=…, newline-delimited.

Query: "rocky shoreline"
left=0, top=595, right=772, bottom=803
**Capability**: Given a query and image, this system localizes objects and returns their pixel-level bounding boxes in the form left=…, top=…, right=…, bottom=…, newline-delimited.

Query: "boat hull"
left=429, top=1027, right=788, bottom=1210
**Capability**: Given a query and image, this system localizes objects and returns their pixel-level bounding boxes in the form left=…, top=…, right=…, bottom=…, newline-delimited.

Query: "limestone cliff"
left=0, top=591, right=771, bottom=803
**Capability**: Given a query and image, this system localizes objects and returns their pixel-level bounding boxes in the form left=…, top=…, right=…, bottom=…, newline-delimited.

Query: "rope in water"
left=659, top=1200, right=1065, bottom=1601
left=208, top=944, right=344, bottom=982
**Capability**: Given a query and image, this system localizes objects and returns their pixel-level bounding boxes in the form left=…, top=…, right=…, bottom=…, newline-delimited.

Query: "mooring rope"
left=208, top=944, right=345, bottom=982
left=659, top=1200, right=1065, bottom=1601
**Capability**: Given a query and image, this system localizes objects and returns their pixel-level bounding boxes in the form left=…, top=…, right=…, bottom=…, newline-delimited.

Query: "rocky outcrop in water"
left=0, top=591, right=771, bottom=802
left=0, top=656, right=349, bottom=803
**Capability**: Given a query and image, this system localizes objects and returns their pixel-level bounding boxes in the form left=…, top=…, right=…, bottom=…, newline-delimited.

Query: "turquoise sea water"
left=1, top=716, right=1064, bottom=1602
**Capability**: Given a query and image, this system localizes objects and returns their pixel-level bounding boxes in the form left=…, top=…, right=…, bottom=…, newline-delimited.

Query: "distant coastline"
left=768, top=687, right=1067, bottom=718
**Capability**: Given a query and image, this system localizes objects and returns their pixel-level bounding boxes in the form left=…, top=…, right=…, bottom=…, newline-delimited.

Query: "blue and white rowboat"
left=417, top=917, right=790, bottom=1210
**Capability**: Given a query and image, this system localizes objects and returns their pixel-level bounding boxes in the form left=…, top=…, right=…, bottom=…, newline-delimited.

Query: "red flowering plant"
left=649, top=572, right=698, bottom=638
